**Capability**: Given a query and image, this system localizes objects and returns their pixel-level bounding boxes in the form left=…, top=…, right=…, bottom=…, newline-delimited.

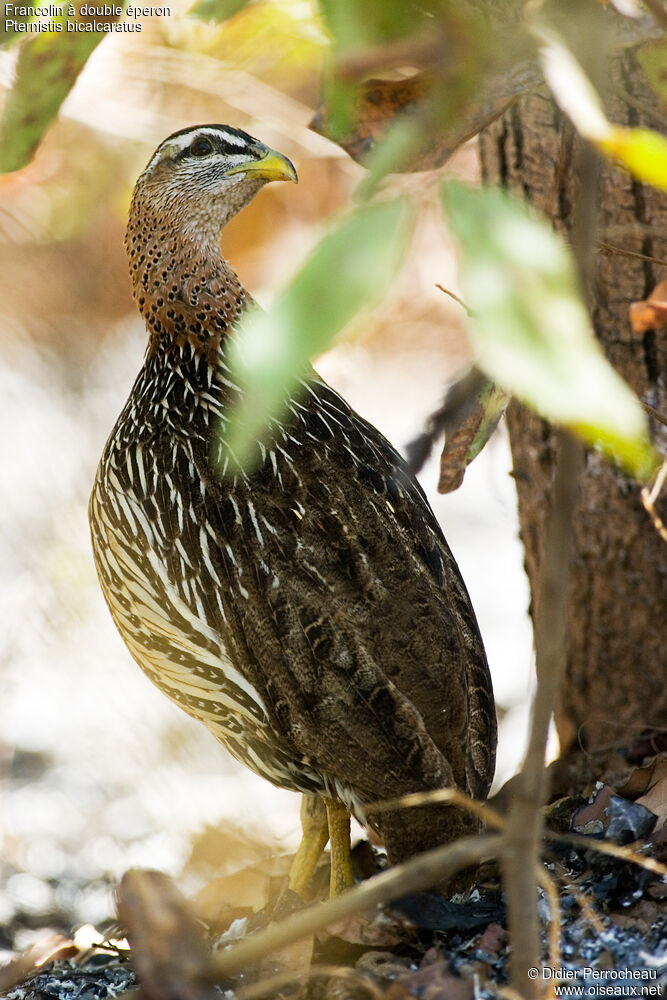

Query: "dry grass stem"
left=598, top=240, right=667, bottom=269
left=536, top=866, right=562, bottom=993
left=641, top=454, right=667, bottom=543
left=563, top=883, right=605, bottom=935
left=211, top=834, right=501, bottom=979
left=435, top=283, right=475, bottom=316
left=364, top=786, right=505, bottom=830
left=550, top=832, right=667, bottom=879
left=503, top=432, right=584, bottom=998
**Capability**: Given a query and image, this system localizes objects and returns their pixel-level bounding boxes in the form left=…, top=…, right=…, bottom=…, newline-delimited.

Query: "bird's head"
left=130, top=124, right=297, bottom=244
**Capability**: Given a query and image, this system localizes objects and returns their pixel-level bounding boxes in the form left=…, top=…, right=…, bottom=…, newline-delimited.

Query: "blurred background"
left=0, top=0, right=535, bottom=956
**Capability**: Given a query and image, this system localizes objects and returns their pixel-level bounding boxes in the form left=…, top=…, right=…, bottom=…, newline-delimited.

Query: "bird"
left=89, top=123, right=497, bottom=899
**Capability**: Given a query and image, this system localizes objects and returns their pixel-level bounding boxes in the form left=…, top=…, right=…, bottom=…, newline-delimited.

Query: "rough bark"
left=478, top=51, right=667, bottom=754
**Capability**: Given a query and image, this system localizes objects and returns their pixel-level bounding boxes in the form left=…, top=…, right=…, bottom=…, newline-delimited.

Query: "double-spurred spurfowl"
left=90, top=125, right=496, bottom=897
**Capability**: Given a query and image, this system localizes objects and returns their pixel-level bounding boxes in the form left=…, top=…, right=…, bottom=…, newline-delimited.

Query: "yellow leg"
left=325, top=798, right=355, bottom=897
left=288, top=794, right=329, bottom=898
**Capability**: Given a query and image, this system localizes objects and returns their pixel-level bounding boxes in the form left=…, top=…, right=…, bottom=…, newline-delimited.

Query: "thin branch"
left=563, top=883, right=605, bottom=935
left=210, top=835, right=501, bottom=980
left=548, top=831, right=667, bottom=878
left=363, top=783, right=505, bottom=831
left=503, top=433, right=584, bottom=997
left=598, top=240, right=667, bottom=269
left=642, top=401, right=667, bottom=429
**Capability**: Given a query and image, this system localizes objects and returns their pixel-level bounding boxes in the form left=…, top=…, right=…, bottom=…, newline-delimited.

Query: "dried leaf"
left=572, top=784, right=614, bottom=835
left=635, top=759, right=667, bottom=830
left=320, top=911, right=403, bottom=948
left=184, top=822, right=281, bottom=880
left=437, top=380, right=509, bottom=493
left=193, top=856, right=292, bottom=932
left=619, top=755, right=667, bottom=798
left=0, top=933, right=76, bottom=994
left=476, top=922, right=508, bottom=956
left=259, top=933, right=314, bottom=995
left=311, top=63, right=539, bottom=175
left=117, top=868, right=214, bottom=1000
left=629, top=277, right=667, bottom=334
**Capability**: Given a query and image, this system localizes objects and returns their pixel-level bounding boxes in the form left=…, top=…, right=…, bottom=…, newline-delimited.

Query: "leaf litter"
left=3, top=743, right=666, bottom=1000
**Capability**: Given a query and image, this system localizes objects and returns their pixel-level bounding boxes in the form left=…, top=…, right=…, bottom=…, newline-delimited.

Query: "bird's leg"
left=288, top=793, right=329, bottom=898
left=324, top=797, right=354, bottom=897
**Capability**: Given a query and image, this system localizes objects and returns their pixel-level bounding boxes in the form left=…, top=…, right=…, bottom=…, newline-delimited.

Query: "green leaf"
left=223, top=197, right=413, bottom=468
left=318, top=0, right=412, bottom=51
left=1, top=10, right=35, bottom=48
left=188, top=0, right=251, bottom=22
left=536, top=22, right=667, bottom=192
left=599, top=127, right=667, bottom=192
left=0, top=18, right=109, bottom=174
left=638, top=39, right=667, bottom=109
left=357, top=118, right=422, bottom=201
left=441, top=181, right=660, bottom=482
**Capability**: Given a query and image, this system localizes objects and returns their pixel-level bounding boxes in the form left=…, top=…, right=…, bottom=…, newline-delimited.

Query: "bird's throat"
left=125, top=197, right=248, bottom=361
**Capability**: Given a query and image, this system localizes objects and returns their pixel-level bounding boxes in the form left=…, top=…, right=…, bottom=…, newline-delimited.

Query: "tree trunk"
left=478, top=50, right=667, bottom=754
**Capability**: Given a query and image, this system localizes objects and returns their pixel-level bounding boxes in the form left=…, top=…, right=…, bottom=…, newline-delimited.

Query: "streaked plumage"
left=90, top=124, right=496, bottom=882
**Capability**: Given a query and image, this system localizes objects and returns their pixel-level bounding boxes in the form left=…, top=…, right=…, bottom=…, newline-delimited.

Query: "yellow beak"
left=225, top=146, right=297, bottom=184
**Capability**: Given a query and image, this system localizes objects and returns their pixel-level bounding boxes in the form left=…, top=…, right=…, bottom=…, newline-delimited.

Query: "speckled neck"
left=125, top=187, right=248, bottom=361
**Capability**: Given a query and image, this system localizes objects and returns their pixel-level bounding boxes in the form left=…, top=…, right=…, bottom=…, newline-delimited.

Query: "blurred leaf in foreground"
left=536, top=23, right=667, bottom=192
left=0, top=10, right=34, bottom=47
left=442, top=181, right=659, bottom=482
left=188, top=0, right=251, bottom=22
left=637, top=39, right=667, bottom=111
left=223, top=198, right=413, bottom=468
left=0, top=15, right=117, bottom=174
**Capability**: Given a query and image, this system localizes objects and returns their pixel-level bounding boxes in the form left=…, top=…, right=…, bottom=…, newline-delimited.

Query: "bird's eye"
left=189, top=137, right=214, bottom=157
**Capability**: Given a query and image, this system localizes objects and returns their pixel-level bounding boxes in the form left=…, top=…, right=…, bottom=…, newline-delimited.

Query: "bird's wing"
left=192, top=375, right=496, bottom=807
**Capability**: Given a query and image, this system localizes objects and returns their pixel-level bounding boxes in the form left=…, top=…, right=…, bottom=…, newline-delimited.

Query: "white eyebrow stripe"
left=143, top=127, right=252, bottom=172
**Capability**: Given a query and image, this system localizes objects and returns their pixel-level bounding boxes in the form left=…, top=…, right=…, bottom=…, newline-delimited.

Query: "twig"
left=363, top=785, right=505, bottom=830
left=641, top=453, right=667, bottom=543
left=563, top=883, right=605, bottom=935
left=435, top=282, right=475, bottom=316
left=210, top=834, right=501, bottom=980
left=598, top=240, right=667, bottom=269
left=642, top=402, right=667, bottom=429
left=502, top=432, right=584, bottom=997
left=536, top=866, right=561, bottom=995
left=548, top=831, right=667, bottom=878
